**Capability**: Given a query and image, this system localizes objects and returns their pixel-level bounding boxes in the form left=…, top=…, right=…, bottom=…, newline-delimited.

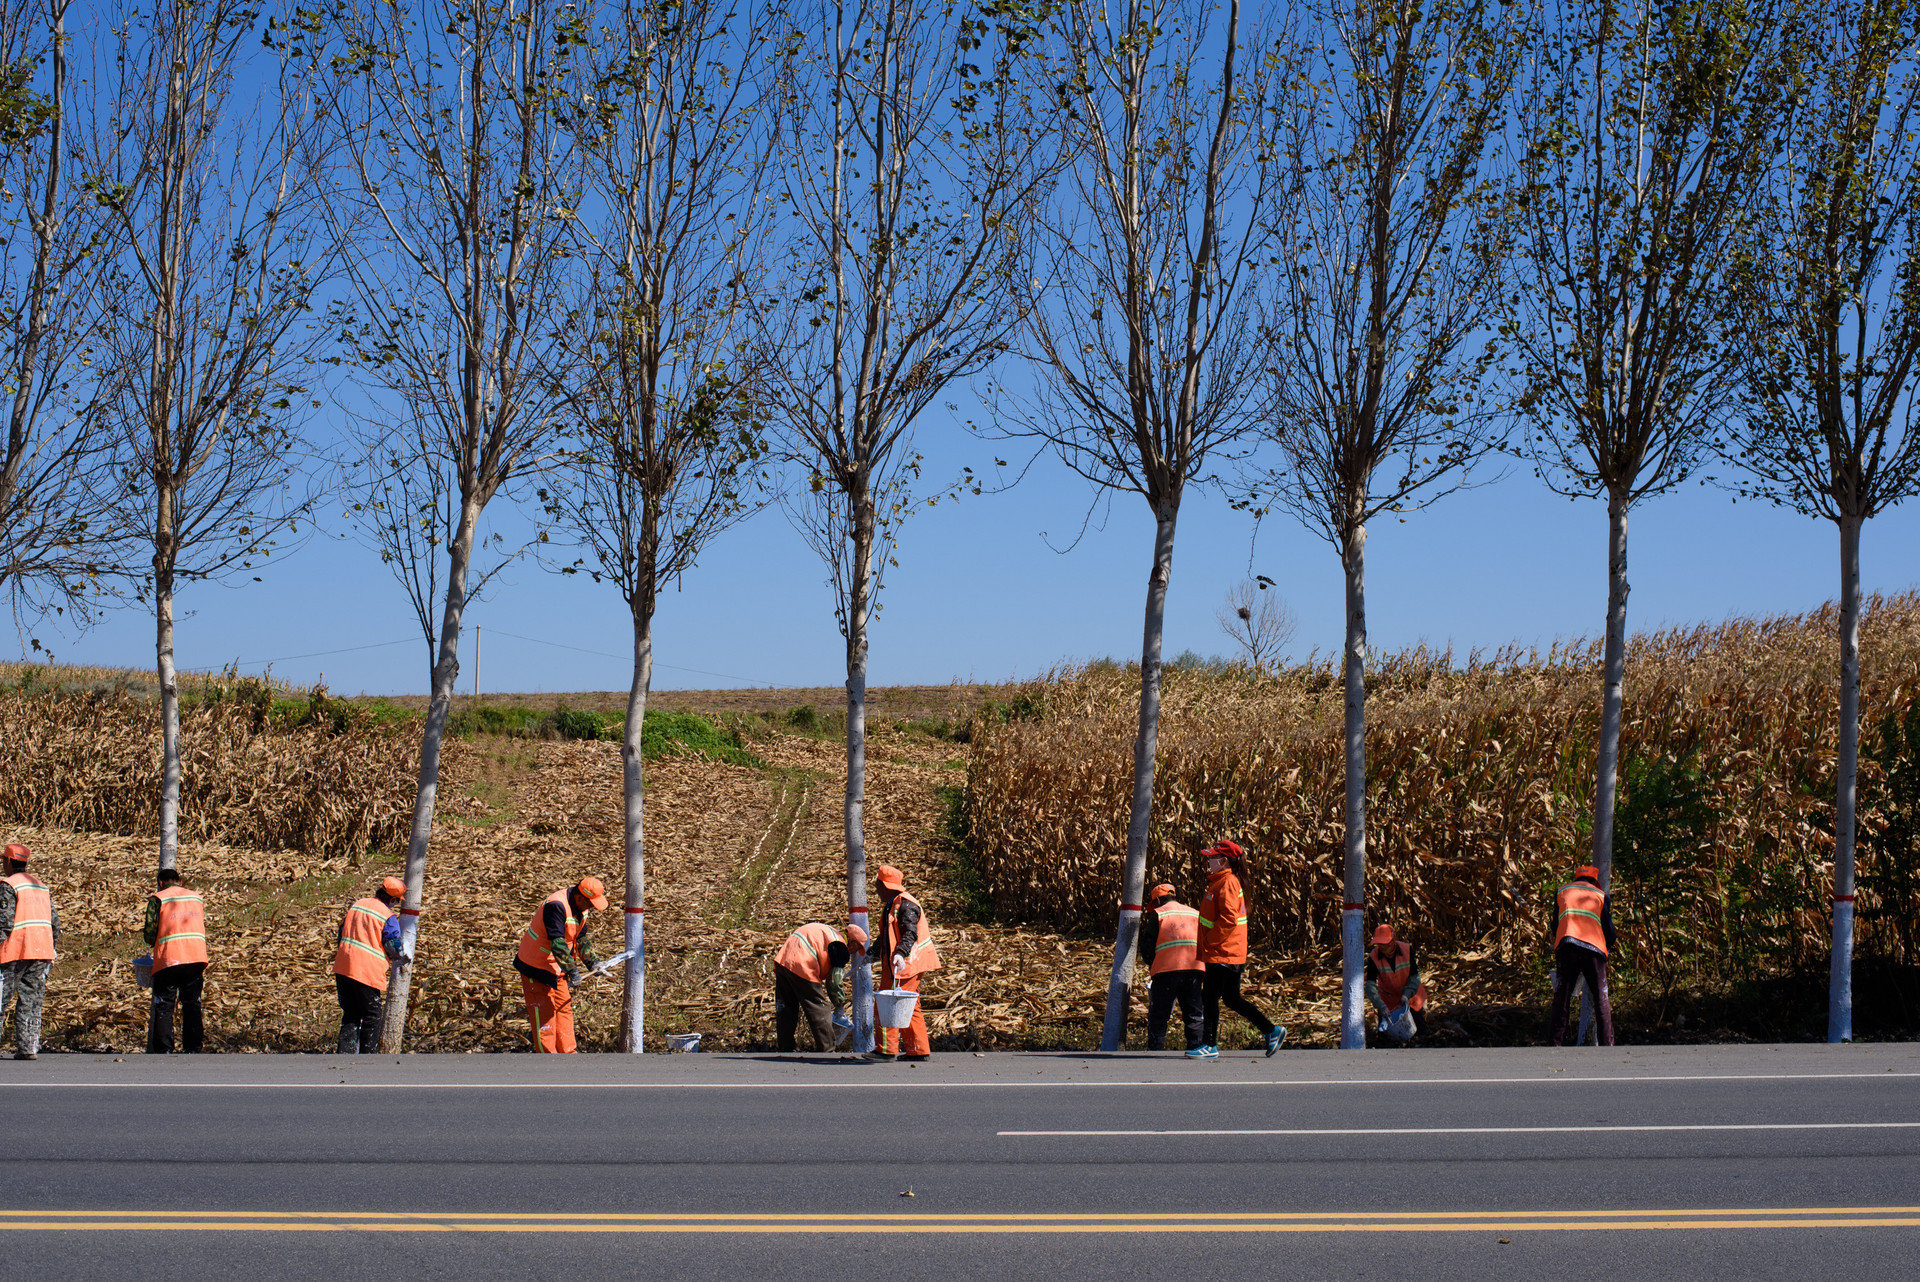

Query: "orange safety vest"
left=151, top=885, right=209, bottom=970
left=775, top=922, right=845, bottom=984
left=0, top=872, right=54, bottom=963
left=1554, top=881, right=1609, bottom=955
left=1197, top=869, right=1249, bottom=965
left=1148, top=902, right=1203, bottom=975
left=516, top=890, right=581, bottom=977
left=332, top=896, right=393, bottom=989
left=1371, top=940, right=1425, bottom=1012
left=880, top=890, right=941, bottom=979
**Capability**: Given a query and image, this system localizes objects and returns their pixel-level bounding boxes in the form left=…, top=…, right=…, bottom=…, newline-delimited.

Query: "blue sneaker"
left=1185, top=1044, right=1219, bottom=1060
left=1265, top=1025, right=1287, bottom=1056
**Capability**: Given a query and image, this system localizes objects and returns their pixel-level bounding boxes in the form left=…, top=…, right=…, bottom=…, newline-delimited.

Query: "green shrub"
left=642, top=710, right=763, bottom=767
left=786, top=704, right=820, bottom=731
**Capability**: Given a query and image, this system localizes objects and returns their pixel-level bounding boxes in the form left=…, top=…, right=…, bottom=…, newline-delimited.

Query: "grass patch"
left=220, top=865, right=388, bottom=933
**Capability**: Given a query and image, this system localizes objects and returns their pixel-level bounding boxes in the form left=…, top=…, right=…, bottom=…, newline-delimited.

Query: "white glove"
left=892, top=953, right=908, bottom=974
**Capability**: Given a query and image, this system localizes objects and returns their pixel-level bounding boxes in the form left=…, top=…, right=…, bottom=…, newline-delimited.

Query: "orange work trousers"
left=874, top=971, right=929, bottom=1057
left=522, top=975, right=576, bottom=1053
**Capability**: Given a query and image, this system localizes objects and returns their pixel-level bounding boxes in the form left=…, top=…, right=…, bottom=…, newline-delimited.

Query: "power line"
left=478, top=626, right=772, bottom=686
left=236, top=637, right=419, bottom=666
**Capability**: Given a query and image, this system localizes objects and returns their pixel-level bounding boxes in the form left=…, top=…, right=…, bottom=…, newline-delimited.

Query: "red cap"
left=876, top=864, right=905, bottom=890
left=1148, top=882, right=1177, bottom=903
left=846, top=924, right=869, bottom=950
left=1574, top=865, right=1601, bottom=883
left=1203, top=839, right=1244, bottom=861
left=577, top=876, right=610, bottom=910
left=3, top=843, right=30, bottom=864
left=380, top=876, right=406, bottom=899
left=1371, top=924, right=1395, bottom=946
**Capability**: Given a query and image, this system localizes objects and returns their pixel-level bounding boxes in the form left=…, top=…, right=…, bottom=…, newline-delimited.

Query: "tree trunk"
left=1339, top=523, right=1368, bottom=1050
left=618, top=604, right=653, bottom=1053
left=845, top=490, right=876, bottom=1055
left=1829, top=510, right=1861, bottom=1043
left=155, top=563, right=180, bottom=875
left=1100, top=504, right=1177, bottom=1052
left=1591, top=488, right=1630, bottom=890
left=379, top=495, right=480, bottom=1052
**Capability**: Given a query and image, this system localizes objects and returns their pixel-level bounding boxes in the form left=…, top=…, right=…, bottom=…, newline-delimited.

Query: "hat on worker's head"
left=1573, top=865, right=1601, bottom=884
left=576, top=876, right=610, bottom=910
left=1202, top=839, right=1244, bottom=861
left=1148, top=882, right=1177, bottom=904
left=3, top=843, right=30, bottom=864
left=1371, top=924, right=1395, bottom=947
left=380, top=875, right=406, bottom=900
left=846, top=924, right=869, bottom=950
left=876, top=864, right=906, bottom=890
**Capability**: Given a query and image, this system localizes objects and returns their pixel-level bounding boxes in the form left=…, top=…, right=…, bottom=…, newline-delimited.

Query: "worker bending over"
left=1365, top=923, right=1427, bottom=1043
left=774, top=921, right=865, bottom=1051
left=146, top=868, right=209, bottom=1053
left=333, top=876, right=406, bottom=1054
left=1140, top=882, right=1205, bottom=1051
left=1548, top=864, right=1617, bottom=1046
left=0, top=843, right=57, bottom=1060
left=514, top=877, right=608, bottom=1053
left=868, top=864, right=940, bottom=1062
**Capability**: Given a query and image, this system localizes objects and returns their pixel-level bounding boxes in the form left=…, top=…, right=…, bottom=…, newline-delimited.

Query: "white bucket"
left=874, top=987, right=920, bottom=1029
left=830, top=1010, right=853, bottom=1049
left=133, top=956, right=154, bottom=990
left=666, top=1032, right=702, bottom=1053
left=1377, top=1005, right=1415, bottom=1043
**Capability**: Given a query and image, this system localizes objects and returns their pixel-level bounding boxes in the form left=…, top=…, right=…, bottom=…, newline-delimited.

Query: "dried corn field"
left=968, top=595, right=1920, bottom=998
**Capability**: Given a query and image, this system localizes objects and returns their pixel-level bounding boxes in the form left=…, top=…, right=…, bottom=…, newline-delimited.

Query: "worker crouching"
left=774, top=922, right=864, bottom=1052
left=333, top=876, right=406, bottom=1054
left=514, top=877, right=608, bottom=1053
left=1365, top=924, right=1426, bottom=1045
left=146, top=868, right=209, bottom=1053
left=868, top=864, right=939, bottom=1062
left=1141, top=882, right=1204, bottom=1051
left=0, top=843, right=57, bottom=1060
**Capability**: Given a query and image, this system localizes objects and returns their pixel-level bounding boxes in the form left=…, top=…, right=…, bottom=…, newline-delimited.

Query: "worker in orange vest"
left=513, top=877, right=609, bottom=1053
left=145, top=868, right=209, bottom=1053
left=332, top=876, right=406, bottom=1054
left=0, top=843, right=58, bottom=1060
left=1192, top=839, right=1285, bottom=1060
left=1548, top=864, right=1617, bottom=1046
left=1139, top=882, right=1204, bottom=1051
left=1365, top=923, right=1427, bottom=1043
left=774, top=921, right=865, bottom=1051
left=867, top=864, right=939, bottom=1062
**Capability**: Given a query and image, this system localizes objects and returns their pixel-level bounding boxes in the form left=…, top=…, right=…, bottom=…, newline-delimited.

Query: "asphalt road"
left=2, top=1044, right=1915, bottom=1279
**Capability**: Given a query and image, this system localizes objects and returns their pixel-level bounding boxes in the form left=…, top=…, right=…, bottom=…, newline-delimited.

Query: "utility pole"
left=473, top=626, right=480, bottom=700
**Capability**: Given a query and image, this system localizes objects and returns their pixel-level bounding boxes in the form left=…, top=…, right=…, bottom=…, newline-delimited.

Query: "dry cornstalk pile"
left=968, top=595, right=1920, bottom=973
left=0, top=686, right=417, bottom=860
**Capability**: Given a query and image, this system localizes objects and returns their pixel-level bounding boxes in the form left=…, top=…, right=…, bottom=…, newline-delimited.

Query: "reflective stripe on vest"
left=332, top=897, right=393, bottom=989
left=1198, top=869, right=1249, bottom=964
left=0, top=873, right=54, bottom=963
left=1554, top=882, right=1609, bottom=955
left=884, top=891, right=941, bottom=978
left=776, top=922, right=844, bottom=984
left=1149, top=904, right=1202, bottom=975
left=516, top=890, right=580, bottom=976
left=152, top=886, right=208, bottom=969
left=1372, top=940, right=1424, bottom=1011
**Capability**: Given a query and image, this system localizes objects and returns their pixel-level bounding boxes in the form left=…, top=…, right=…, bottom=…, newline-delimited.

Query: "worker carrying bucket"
left=1365, top=924, right=1426, bottom=1045
left=866, top=864, right=939, bottom=1063
left=513, top=876, right=609, bottom=1053
left=774, top=921, right=864, bottom=1052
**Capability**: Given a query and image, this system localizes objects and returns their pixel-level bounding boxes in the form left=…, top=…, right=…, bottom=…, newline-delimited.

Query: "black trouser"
left=148, top=962, right=206, bottom=1053
left=1548, top=941, right=1615, bottom=1046
left=774, top=964, right=838, bottom=1051
left=1202, top=962, right=1275, bottom=1046
left=335, top=975, right=384, bottom=1054
left=1146, top=971, right=1204, bottom=1050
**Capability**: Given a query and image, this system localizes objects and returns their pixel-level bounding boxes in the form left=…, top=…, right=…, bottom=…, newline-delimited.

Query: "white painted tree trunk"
left=1829, top=511, right=1861, bottom=1043
left=379, top=496, right=481, bottom=1052
left=1339, top=524, right=1367, bottom=1050
left=845, top=494, right=876, bottom=1055
left=619, top=609, right=653, bottom=1053
left=1592, top=490, right=1630, bottom=890
left=156, top=567, right=180, bottom=875
left=1100, top=507, right=1177, bottom=1052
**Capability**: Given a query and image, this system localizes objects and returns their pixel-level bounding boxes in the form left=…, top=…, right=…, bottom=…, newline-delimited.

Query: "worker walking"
left=867, top=864, right=939, bottom=1062
left=1140, top=882, right=1204, bottom=1052
left=774, top=921, right=864, bottom=1052
left=333, top=876, right=406, bottom=1055
left=1365, top=923, right=1427, bottom=1044
left=0, top=843, right=57, bottom=1060
left=1191, top=840, right=1285, bottom=1060
left=513, top=877, right=608, bottom=1053
left=1548, top=864, right=1617, bottom=1046
left=146, top=868, right=209, bottom=1054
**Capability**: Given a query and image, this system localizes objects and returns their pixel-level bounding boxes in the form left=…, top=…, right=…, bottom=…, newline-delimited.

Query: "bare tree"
left=551, top=0, right=775, bottom=1052
left=1259, top=0, right=1521, bottom=1049
left=1503, top=0, right=1789, bottom=896
left=996, top=0, right=1275, bottom=1051
left=1215, top=580, right=1295, bottom=674
left=323, top=0, right=581, bottom=1049
left=760, top=0, right=1046, bottom=1053
left=87, top=0, right=330, bottom=874
left=1723, top=0, right=1920, bottom=1043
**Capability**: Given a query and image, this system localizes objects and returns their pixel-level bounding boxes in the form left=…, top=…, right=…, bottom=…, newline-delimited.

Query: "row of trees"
left=1, top=0, right=1914, bottom=1050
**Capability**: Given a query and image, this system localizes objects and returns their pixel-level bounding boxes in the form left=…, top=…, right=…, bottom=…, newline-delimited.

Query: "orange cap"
left=1371, top=924, right=1395, bottom=947
left=876, top=864, right=905, bottom=890
left=1574, top=865, right=1601, bottom=883
left=381, top=876, right=406, bottom=899
left=846, top=924, right=869, bottom=950
left=3, top=843, right=30, bottom=863
left=1148, top=882, right=1176, bottom=903
left=577, top=876, right=609, bottom=910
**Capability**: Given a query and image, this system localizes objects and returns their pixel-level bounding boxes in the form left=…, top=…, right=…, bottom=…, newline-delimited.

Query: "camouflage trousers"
left=0, top=959, right=50, bottom=1055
